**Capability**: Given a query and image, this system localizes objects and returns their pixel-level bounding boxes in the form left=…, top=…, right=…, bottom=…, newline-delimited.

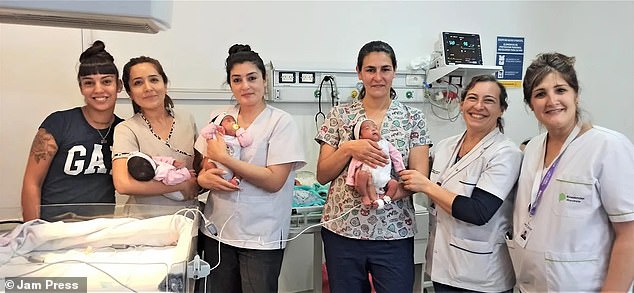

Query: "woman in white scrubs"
left=400, top=75, right=521, bottom=292
left=195, top=44, right=306, bottom=293
left=510, top=52, right=634, bottom=292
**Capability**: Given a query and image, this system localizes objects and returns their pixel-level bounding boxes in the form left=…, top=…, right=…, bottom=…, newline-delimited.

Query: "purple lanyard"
left=528, top=155, right=563, bottom=216
left=528, top=125, right=582, bottom=217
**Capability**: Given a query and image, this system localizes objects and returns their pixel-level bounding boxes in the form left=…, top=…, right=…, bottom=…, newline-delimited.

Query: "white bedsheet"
left=0, top=215, right=195, bottom=292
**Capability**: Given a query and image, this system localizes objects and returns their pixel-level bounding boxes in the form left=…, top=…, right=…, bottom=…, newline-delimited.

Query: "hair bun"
left=228, top=44, right=252, bottom=56
left=79, top=40, right=114, bottom=63
left=563, top=54, right=576, bottom=66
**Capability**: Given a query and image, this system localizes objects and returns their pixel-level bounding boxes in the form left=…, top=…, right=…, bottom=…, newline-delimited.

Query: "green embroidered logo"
left=559, top=193, right=566, bottom=202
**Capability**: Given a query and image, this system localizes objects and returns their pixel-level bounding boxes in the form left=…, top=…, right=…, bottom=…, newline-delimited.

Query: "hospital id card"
left=516, top=222, right=533, bottom=248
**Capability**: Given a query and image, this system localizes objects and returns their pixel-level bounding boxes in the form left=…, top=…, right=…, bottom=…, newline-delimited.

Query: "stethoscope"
left=315, top=103, right=325, bottom=131
left=315, top=75, right=338, bottom=130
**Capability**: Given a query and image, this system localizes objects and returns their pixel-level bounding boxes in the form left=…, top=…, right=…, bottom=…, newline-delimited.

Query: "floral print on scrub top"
left=315, top=100, right=432, bottom=240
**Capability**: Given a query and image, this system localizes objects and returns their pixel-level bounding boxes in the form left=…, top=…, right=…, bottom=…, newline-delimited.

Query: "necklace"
left=82, top=107, right=113, bottom=144
left=96, top=123, right=113, bottom=144
left=140, top=112, right=190, bottom=156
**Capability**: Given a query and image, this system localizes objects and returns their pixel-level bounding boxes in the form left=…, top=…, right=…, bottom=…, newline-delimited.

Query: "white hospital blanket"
left=0, top=215, right=195, bottom=291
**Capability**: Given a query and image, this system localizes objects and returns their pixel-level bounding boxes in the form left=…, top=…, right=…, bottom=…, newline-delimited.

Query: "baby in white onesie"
left=199, top=113, right=252, bottom=186
left=346, top=119, right=405, bottom=209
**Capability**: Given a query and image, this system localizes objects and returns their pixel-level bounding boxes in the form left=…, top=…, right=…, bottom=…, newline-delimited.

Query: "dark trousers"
left=433, top=282, right=514, bottom=293
left=321, top=228, right=414, bottom=293
left=198, top=234, right=284, bottom=293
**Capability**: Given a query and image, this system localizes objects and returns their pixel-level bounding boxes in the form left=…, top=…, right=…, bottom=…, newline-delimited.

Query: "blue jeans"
left=321, top=228, right=414, bottom=293
left=199, top=234, right=284, bottom=293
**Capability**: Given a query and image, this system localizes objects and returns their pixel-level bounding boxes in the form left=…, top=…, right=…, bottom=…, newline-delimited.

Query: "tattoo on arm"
left=31, top=129, right=57, bottom=163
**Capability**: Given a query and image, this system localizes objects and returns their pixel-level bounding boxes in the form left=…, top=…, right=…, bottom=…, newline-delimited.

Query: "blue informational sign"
left=495, top=36, right=525, bottom=87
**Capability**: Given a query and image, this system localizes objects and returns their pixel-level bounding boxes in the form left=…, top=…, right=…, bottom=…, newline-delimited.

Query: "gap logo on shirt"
left=63, top=144, right=108, bottom=175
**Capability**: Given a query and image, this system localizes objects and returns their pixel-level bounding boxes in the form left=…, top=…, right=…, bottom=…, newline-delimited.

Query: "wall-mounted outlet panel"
left=299, top=72, right=315, bottom=83
left=449, top=75, right=463, bottom=86
left=405, top=74, right=424, bottom=86
left=270, top=66, right=425, bottom=103
left=279, top=72, right=296, bottom=83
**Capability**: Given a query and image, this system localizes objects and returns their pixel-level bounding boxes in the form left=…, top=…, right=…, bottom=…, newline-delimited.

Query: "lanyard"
left=528, top=155, right=562, bottom=216
left=528, top=124, right=581, bottom=217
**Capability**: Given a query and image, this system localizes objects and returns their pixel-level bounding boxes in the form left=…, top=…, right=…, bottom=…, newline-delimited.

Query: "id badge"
left=515, top=222, right=533, bottom=248
left=429, top=202, right=437, bottom=216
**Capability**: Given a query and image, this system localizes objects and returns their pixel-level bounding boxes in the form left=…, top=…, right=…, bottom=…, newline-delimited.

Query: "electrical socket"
left=449, top=75, right=462, bottom=86
left=299, top=72, right=315, bottom=83
left=278, top=72, right=295, bottom=83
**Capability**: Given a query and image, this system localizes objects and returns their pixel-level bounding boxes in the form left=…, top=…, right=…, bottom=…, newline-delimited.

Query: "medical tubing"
left=174, top=183, right=362, bottom=273
left=429, top=99, right=461, bottom=122
left=426, top=80, right=461, bottom=122
left=7, top=214, right=194, bottom=293
left=260, top=203, right=362, bottom=245
left=174, top=203, right=362, bottom=246
left=12, top=259, right=139, bottom=292
left=7, top=214, right=194, bottom=291
left=176, top=187, right=245, bottom=272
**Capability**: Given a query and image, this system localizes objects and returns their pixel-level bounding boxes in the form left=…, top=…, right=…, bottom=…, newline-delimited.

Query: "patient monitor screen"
left=443, top=32, right=483, bottom=65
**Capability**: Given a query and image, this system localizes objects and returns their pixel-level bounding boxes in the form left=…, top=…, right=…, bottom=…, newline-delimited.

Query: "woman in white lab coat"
left=401, top=75, right=521, bottom=292
left=196, top=44, right=306, bottom=293
left=509, top=52, right=634, bottom=292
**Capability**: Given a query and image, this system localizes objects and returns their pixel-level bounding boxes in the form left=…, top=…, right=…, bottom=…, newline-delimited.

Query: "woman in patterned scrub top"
left=315, top=40, right=432, bottom=292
